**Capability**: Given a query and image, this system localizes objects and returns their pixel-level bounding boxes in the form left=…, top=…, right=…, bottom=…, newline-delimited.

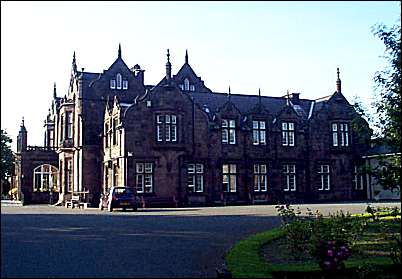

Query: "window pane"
left=166, top=125, right=171, bottom=141
left=260, top=164, right=267, bottom=174
left=222, top=129, right=228, bottom=143
left=229, top=129, right=236, bottom=144
left=222, top=164, right=229, bottom=174
left=145, top=163, right=152, bottom=173
left=136, top=175, right=144, bottom=193
left=188, top=175, right=195, bottom=187
left=196, top=164, right=203, bottom=173
left=282, top=131, right=288, bottom=145
left=222, top=119, right=228, bottom=127
left=253, top=130, right=259, bottom=145
left=332, top=123, right=337, bottom=131
left=333, top=132, right=338, bottom=146
left=171, top=125, right=177, bottom=142
left=157, top=125, right=163, bottom=142
left=254, top=175, right=259, bottom=191
left=229, top=120, right=235, bottom=128
left=260, top=121, right=265, bottom=129
left=171, top=115, right=176, bottom=124
left=145, top=175, right=152, bottom=193
left=289, top=131, right=294, bottom=146
left=157, top=115, right=163, bottom=124
left=260, top=131, right=266, bottom=144
left=230, top=164, right=236, bottom=173
left=196, top=175, right=203, bottom=192
left=282, top=123, right=288, bottom=130
left=288, top=123, right=294, bottom=130
left=230, top=175, right=236, bottom=192
left=188, top=164, right=195, bottom=173
left=110, top=80, right=116, bottom=89
left=253, top=164, right=259, bottom=174
left=260, top=176, right=267, bottom=191
left=253, top=121, right=259, bottom=129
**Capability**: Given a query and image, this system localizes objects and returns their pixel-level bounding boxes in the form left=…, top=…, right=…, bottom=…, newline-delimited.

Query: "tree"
left=371, top=20, right=401, bottom=192
left=1, top=129, right=13, bottom=182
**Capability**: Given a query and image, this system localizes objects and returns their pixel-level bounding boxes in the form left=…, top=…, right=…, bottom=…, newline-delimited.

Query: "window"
left=282, top=122, right=295, bottom=146
left=184, top=78, right=190, bottom=91
left=179, top=84, right=184, bottom=90
left=110, top=79, right=116, bottom=89
left=190, top=85, right=195, bottom=91
left=283, top=164, right=296, bottom=191
left=123, top=80, right=128, bottom=90
left=66, top=112, right=73, bottom=140
left=318, top=165, right=330, bottom=191
left=136, top=163, right=153, bottom=193
left=253, top=164, right=267, bottom=192
left=222, top=164, right=237, bottom=192
left=253, top=120, right=266, bottom=145
left=353, top=165, right=365, bottom=190
left=33, top=164, right=58, bottom=192
left=104, top=122, right=109, bottom=148
left=49, top=129, right=54, bottom=147
left=332, top=123, right=349, bottom=147
left=187, top=163, right=204, bottom=192
left=156, top=114, right=177, bottom=142
left=112, top=119, right=118, bottom=145
left=222, top=119, right=236, bottom=144
left=116, top=73, right=122, bottom=89
left=66, top=159, right=73, bottom=192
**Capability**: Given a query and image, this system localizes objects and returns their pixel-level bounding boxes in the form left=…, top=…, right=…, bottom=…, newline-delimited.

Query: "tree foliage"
left=1, top=129, right=13, bottom=182
left=371, top=19, right=401, bottom=192
left=371, top=21, right=401, bottom=148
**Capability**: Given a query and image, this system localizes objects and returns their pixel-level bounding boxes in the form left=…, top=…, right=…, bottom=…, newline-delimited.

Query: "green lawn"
left=226, top=209, right=401, bottom=278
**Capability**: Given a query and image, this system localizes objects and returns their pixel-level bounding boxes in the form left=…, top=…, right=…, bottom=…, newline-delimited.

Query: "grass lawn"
left=226, top=208, right=401, bottom=278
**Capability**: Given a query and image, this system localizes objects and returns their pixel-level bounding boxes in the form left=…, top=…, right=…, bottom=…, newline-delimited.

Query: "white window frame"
left=222, top=119, right=236, bottom=144
left=187, top=163, right=204, bottom=192
left=136, top=163, right=153, bottom=193
left=156, top=114, right=177, bottom=142
left=110, top=79, right=116, bottom=89
left=123, top=80, right=128, bottom=90
left=252, top=120, right=266, bottom=145
left=282, top=122, right=295, bottom=146
left=66, top=111, right=73, bottom=140
left=33, top=164, right=58, bottom=192
left=223, top=164, right=237, bottom=192
left=318, top=164, right=330, bottom=191
left=116, top=73, right=122, bottom=89
left=283, top=164, right=296, bottom=191
left=353, top=165, right=364, bottom=190
left=184, top=78, right=190, bottom=91
left=253, top=164, right=268, bottom=192
left=332, top=123, right=338, bottom=146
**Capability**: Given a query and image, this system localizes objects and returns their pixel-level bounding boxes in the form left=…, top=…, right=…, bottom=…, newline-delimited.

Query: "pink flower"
left=327, top=250, right=334, bottom=257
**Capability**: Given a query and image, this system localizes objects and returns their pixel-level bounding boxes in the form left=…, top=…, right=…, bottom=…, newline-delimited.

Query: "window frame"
left=253, top=163, right=268, bottom=192
left=283, top=164, right=296, bottom=191
left=222, top=163, right=237, bottom=192
left=187, top=163, right=204, bottom=193
left=135, top=162, right=154, bottom=193
left=156, top=114, right=177, bottom=143
left=318, top=164, right=330, bottom=191
left=116, top=73, right=122, bottom=89
left=252, top=120, right=266, bottom=145
left=222, top=119, right=236, bottom=145
left=282, top=122, right=295, bottom=146
left=33, top=164, right=58, bottom=192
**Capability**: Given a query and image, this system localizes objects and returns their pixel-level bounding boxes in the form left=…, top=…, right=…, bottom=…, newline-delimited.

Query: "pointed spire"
left=53, top=82, right=57, bottom=98
left=118, top=43, right=122, bottom=59
left=228, top=86, right=232, bottom=101
left=258, top=88, right=262, bottom=105
left=286, top=89, right=290, bottom=106
left=336, top=67, right=342, bottom=93
left=185, top=49, right=188, bottom=64
left=165, top=49, right=172, bottom=84
left=21, top=116, right=25, bottom=127
left=72, top=51, right=77, bottom=73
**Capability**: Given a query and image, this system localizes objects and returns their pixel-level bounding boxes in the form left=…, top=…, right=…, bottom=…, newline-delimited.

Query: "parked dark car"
left=99, top=186, right=138, bottom=212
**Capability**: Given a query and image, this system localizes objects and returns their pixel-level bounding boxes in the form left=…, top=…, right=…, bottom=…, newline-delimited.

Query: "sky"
left=1, top=1, right=400, bottom=151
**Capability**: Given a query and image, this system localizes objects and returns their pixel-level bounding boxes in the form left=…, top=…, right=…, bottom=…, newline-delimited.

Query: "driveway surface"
left=1, top=202, right=399, bottom=278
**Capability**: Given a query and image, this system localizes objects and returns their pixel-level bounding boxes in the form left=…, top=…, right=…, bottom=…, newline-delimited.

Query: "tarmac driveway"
left=1, top=202, right=399, bottom=278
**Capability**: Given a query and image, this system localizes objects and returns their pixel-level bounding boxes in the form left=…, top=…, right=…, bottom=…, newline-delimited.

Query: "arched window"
left=33, top=164, right=58, bottom=192
left=116, top=73, right=122, bottom=89
left=184, top=78, right=190, bottom=91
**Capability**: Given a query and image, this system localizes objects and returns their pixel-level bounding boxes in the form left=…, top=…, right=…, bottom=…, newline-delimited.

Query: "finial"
left=185, top=49, right=188, bottom=64
left=118, top=43, right=121, bottom=58
left=165, top=49, right=172, bottom=84
left=53, top=82, right=57, bottom=98
left=286, top=89, right=290, bottom=105
left=336, top=67, right=342, bottom=93
left=72, top=51, right=77, bottom=72
left=22, top=116, right=25, bottom=126
left=258, top=88, right=262, bottom=104
left=229, top=86, right=231, bottom=95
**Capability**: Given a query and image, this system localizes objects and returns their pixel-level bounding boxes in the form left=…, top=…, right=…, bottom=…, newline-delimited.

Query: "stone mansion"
left=12, top=46, right=372, bottom=206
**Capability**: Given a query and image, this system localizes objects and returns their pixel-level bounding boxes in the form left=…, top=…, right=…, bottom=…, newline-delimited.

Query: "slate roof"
left=188, top=91, right=314, bottom=119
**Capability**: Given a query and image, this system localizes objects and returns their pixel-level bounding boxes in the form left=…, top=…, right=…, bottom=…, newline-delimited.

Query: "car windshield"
left=114, top=188, right=134, bottom=196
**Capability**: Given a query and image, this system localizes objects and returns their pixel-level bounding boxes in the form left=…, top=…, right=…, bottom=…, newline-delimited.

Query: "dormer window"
left=184, top=78, right=190, bottom=91
left=116, top=73, right=122, bottom=89
left=123, top=80, right=128, bottom=90
left=110, top=80, right=116, bottom=89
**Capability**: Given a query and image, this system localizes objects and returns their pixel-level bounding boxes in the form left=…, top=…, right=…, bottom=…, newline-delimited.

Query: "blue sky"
left=1, top=1, right=400, bottom=150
